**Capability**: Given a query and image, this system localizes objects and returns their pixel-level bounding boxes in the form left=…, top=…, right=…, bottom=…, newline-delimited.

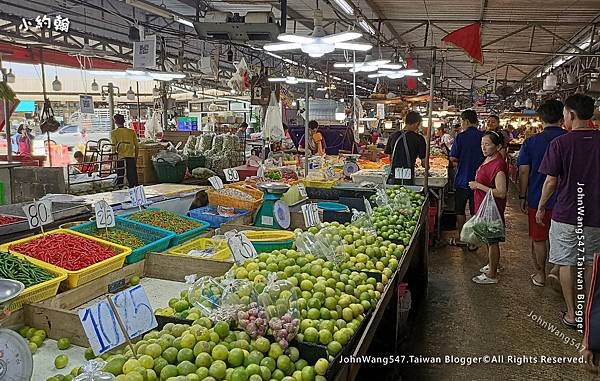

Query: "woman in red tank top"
left=468, top=131, right=508, bottom=284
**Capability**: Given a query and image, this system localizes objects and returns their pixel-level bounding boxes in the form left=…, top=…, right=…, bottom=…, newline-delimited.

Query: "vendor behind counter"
left=384, top=111, right=427, bottom=185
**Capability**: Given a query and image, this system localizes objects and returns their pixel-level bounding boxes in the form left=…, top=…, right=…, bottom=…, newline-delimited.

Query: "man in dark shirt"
left=449, top=109, right=485, bottom=245
left=538, top=94, right=600, bottom=331
left=384, top=111, right=427, bottom=185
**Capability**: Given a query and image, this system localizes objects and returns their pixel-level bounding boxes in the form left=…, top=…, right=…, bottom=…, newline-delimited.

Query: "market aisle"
left=400, top=193, right=593, bottom=381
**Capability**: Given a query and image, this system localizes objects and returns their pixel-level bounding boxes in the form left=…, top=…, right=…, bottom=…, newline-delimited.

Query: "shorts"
left=528, top=208, right=552, bottom=242
left=549, top=220, right=600, bottom=266
left=455, top=187, right=474, bottom=216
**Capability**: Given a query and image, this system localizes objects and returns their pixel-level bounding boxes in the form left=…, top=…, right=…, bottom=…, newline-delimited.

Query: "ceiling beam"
left=536, top=25, right=589, bottom=54
left=481, top=25, right=531, bottom=48
left=289, top=18, right=600, bottom=27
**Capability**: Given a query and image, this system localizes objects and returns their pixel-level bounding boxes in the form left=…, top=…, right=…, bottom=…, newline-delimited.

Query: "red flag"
left=406, top=56, right=416, bottom=90
left=442, top=23, right=484, bottom=63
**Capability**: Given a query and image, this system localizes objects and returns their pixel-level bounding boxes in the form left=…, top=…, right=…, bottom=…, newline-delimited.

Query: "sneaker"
left=472, top=273, right=498, bottom=284
left=480, top=264, right=504, bottom=274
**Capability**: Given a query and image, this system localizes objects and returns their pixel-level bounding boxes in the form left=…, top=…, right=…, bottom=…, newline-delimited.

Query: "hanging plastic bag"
left=295, top=228, right=347, bottom=266
left=460, top=190, right=505, bottom=245
left=263, top=91, right=284, bottom=142
left=187, top=274, right=254, bottom=322
left=74, top=359, right=116, bottom=381
left=257, top=273, right=300, bottom=349
left=350, top=209, right=376, bottom=235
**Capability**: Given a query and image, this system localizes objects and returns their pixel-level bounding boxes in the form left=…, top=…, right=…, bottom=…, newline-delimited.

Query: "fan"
left=334, top=54, right=403, bottom=73
left=60, top=43, right=109, bottom=58
left=263, top=9, right=371, bottom=57
left=268, top=76, right=316, bottom=85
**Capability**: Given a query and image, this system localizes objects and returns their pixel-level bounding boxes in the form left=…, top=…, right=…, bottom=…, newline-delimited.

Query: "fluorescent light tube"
left=333, top=0, right=354, bottom=15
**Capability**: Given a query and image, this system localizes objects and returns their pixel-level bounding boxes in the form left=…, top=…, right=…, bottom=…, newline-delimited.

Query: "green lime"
left=130, top=276, right=140, bottom=286
left=57, top=338, right=71, bottom=350
left=28, top=342, right=38, bottom=353
left=84, top=347, right=96, bottom=360
left=55, top=354, right=69, bottom=369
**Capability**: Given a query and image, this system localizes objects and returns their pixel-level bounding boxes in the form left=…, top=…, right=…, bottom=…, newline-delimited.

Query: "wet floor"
left=396, top=193, right=597, bottom=381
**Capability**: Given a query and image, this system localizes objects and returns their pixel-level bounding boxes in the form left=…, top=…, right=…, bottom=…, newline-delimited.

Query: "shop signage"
left=20, top=15, right=70, bottom=33
left=80, top=95, right=94, bottom=115
left=94, top=200, right=115, bottom=229
left=22, top=200, right=53, bottom=230
left=133, top=36, right=157, bottom=69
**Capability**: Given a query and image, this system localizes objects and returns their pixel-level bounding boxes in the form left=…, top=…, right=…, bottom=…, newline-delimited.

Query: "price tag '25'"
left=94, top=200, right=115, bottom=228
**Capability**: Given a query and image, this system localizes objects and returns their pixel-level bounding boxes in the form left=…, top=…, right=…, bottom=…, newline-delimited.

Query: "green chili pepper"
left=0, top=252, right=55, bottom=288
left=127, top=210, right=202, bottom=234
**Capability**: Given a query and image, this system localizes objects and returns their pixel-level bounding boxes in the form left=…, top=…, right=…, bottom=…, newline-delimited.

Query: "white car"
left=33, top=125, right=111, bottom=155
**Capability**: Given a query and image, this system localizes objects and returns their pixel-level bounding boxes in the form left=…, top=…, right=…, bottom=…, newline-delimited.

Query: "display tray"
left=414, top=176, right=448, bottom=188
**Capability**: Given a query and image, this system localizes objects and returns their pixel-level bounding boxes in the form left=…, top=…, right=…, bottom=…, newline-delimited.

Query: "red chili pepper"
left=0, top=215, right=23, bottom=225
left=9, top=233, right=118, bottom=271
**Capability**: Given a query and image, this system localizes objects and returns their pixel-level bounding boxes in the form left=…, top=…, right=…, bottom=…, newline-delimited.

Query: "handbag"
left=40, top=99, right=60, bottom=133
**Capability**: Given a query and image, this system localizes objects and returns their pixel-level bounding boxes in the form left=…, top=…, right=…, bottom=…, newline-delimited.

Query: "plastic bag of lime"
left=73, top=359, right=116, bottom=380
left=295, top=227, right=347, bottom=267
left=257, top=273, right=300, bottom=349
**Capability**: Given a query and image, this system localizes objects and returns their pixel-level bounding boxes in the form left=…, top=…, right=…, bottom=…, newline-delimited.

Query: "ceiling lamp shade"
left=368, top=69, right=423, bottom=79
left=268, top=76, right=317, bottom=85
left=91, top=78, right=99, bottom=92
left=126, top=86, right=136, bottom=100
left=264, top=10, right=371, bottom=57
left=52, top=75, right=62, bottom=91
left=334, top=54, right=402, bottom=73
left=5, top=68, right=15, bottom=83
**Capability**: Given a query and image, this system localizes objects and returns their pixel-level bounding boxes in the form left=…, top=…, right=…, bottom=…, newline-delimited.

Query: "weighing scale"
left=341, top=154, right=361, bottom=178
left=254, top=182, right=291, bottom=229
left=0, top=279, right=33, bottom=381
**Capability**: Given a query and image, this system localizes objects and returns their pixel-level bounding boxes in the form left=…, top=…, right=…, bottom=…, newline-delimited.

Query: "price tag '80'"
left=23, top=200, right=53, bottom=229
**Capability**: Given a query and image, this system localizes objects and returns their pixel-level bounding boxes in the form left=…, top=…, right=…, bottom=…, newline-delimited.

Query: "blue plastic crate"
left=121, top=208, right=210, bottom=247
left=70, top=218, right=175, bottom=264
left=188, top=206, right=250, bottom=228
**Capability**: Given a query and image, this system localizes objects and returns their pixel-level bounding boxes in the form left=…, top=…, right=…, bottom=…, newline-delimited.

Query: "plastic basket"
left=188, top=206, right=250, bottom=228
left=121, top=208, right=211, bottom=247
left=3, top=252, right=67, bottom=311
left=1, top=229, right=130, bottom=289
left=168, top=237, right=231, bottom=261
left=152, top=158, right=187, bottom=183
left=206, top=184, right=263, bottom=211
left=251, top=240, right=294, bottom=253
left=70, top=218, right=175, bottom=264
left=242, top=230, right=295, bottom=253
left=187, top=155, right=206, bottom=171
left=303, top=179, right=338, bottom=189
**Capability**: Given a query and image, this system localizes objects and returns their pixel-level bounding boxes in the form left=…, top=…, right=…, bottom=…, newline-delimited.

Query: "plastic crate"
left=188, top=206, right=250, bottom=228
left=153, top=158, right=187, bottom=183
left=242, top=230, right=295, bottom=253
left=2, top=252, right=67, bottom=311
left=70, top=218, right=175, bottom=264
left=1, top=229, right=130, bottom=289
left=121, top=208, right=211, bottom=247
left=168, top=237, right=231, bottom=261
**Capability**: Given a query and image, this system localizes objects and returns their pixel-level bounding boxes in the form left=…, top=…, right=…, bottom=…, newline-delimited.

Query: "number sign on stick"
left=223, top=168, right=240, bottom=182
left=23, top=200, right=53, bottom=230
left=94, top=200, right=115, bottom=228
left=79, top=285, right=156, bottom=356
left=301, top=203, right=320, bottom=228
left=225, top=231, right=257, bottom=264
left=297, top=184, right=308, bottom=198
left=128, top=185, right=147, bottom=207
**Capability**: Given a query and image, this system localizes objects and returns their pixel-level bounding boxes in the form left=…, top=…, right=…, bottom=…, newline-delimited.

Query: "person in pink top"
left=468, top=130, right=509, bottom=284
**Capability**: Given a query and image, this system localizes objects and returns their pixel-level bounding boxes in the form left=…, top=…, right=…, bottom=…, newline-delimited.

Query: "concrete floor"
left=400, top=194, right=596, bottom=381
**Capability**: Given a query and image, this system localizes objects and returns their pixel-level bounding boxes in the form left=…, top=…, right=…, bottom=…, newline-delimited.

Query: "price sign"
left=128, top=185, right=147, bottom=207
left=208, top=176, right=224, bottom=189
left=110, top=285, right=157, bottom=339
left=326, top=166, right=335, bottom=178
left=394, top=167, right=412, bottom=180
left=94, top=200, right=115, bottom=228
left=225, top=231, right=257, bottom=265
left=79, top=300, right=125, bottom=355
left=297, top=184, right=308, bottom=198
left=364, top=198, right=373, bottom=217
left=223, top=168, right=240, bottom=182
left=301, top=203, right=320, bottom=228
left=22, top=200, right=53, bottom=229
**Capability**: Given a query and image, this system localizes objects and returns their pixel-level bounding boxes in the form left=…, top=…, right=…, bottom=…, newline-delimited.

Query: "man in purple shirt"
left=537, top=94, right=600, bottom=331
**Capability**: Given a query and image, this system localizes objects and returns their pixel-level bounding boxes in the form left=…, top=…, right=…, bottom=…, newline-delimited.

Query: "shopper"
left=469, top=131, right=508, bottom=284
left=448, top=110, right=485, bottom=247
left=434, top=125, right=453, bottom=152
left=384, top=111, right=427, bottom=185
left=17, top=124, right=34, bottom=157
left=537, top=94, right=600, bottom=329
left=485, top=115, right=507, bottom=157
left=517, top=99, right=566, bottom=288
left=111, top=114, right=139, bottom=187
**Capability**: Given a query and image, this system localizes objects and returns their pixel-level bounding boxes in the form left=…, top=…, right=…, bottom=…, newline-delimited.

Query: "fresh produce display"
left=237, top=301, right=269, bottom=339
left=127, top=210, right=203, bottom=234
left=86, top=228, right=146, bottom=250
left=94, top=320, right=329, bottom=381
left=0, top=214, right=24, bottom=225
left=214, top=188, right=257, bottom=201
left=9, top=233, right=118, bottom=271
left=0, top=252, right=56, bottom=287
left=258, top=274, right=300, bottom=349
left=369, top=186, right=425, bottom=244
left=16, top=325, right=48, bottom=354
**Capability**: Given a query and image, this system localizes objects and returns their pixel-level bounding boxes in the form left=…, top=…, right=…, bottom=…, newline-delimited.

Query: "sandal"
left=448, top=237, right=467, bottom=247
left=560, top=311, right=578, bottom=330
left=472, top=273, right=498, bottom=284
left=480, top=264, right=504, bottom=274
left=530, top=274, right=544, bottom=287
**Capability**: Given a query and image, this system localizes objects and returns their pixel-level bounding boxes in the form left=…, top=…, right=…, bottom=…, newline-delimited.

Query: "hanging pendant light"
left=91, top=78, right=99, bottom=91
left=52, top=75, right=62, bottom=91
left=126, top=86, right=136, bottom=100
left=152, top=85, right=160, bottom=97
left=5, top=68, right=15, bottom=83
